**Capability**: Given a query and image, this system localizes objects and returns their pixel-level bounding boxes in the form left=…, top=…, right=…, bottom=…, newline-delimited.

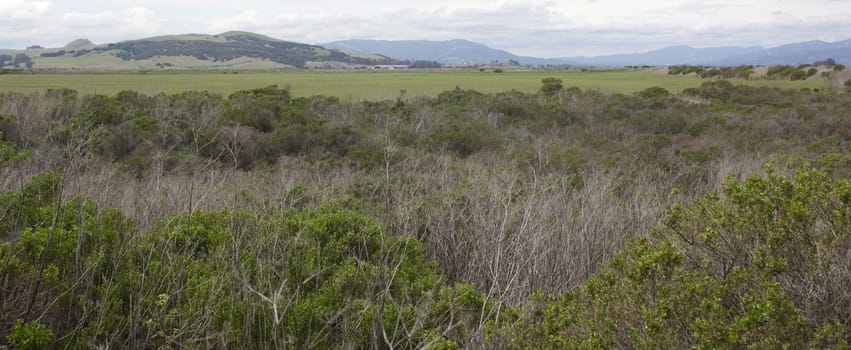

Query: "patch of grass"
left=0, top=70, right=834, bottom=99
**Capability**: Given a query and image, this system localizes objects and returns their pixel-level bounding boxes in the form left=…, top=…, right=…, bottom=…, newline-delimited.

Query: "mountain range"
left=325, top=39, right=851, bottom=66
left=1, top=31, right=849, bottom=71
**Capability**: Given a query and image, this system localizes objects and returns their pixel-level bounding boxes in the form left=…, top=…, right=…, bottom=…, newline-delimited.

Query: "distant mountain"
left=324, top=38, right=851, bottom=67
left=0, top=31, right=400, bottom=71
left=563, top=40, right=851, bottom=66
left=2, top=33, right=850, bottom=70
left=562, top=45, right=765, bottom=66
left=323, top=39, right=578, bottom=66
left=709, top=40, right=851, bottom=66
left=324, top=39, right=519, bottom=65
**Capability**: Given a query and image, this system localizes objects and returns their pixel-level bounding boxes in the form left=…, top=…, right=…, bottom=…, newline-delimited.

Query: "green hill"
left=0, top=32, right=401, bottom=71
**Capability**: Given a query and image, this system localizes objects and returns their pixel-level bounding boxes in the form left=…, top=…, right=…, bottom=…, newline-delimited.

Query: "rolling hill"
left=0, top=31, right=400, bottom=71
left=2, top=32, right=850, bottom=70
left=323, top=39, right=576, bottom=66
left=324, top=39, right=519, bottom=65
left=325, top=38, right=851, bottom=67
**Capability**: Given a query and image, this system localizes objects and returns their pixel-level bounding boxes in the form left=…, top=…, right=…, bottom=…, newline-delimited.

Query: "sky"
left=2, top=0, right=851, bottom=57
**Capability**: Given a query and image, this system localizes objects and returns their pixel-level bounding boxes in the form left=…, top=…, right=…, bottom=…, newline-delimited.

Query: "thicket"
left=668, top=65, right=753, bottom=79
left=0, top=80, right=849, bottom=347
left=766, top=65, right=813, bottom=80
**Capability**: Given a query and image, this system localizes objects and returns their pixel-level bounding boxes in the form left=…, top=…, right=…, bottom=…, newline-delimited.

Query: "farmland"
left=0, top=69, right=834, bottom=99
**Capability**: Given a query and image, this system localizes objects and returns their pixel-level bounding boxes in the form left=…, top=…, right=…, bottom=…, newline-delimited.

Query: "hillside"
left=0, top=31, right=400, bottom=71
left=324, top=39, right=578, bottom=66
left=325, top=39, right=519, bottom=65
left=712, top=39, right=851, bottom=65
left=2, top=33, right=851, bottom=70
left=325, top=38, right=851, bottom=67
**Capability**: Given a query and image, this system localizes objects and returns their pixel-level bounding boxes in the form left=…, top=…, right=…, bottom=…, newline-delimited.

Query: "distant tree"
left=807, top=67, right=818, bottom=77
left=539, top=77, right=563, bottom=96
left=39, top=50, right=66, bottom=58
left=834, top=64, right=846, bottom=71
left=26, top=45, right=43, bottom=50
left=813, top=58, right=835, bottom=66
left=790, top=69, right=808, bottom=81
left=409, top=60, right=442, bottom=69
left=13, top=53, right=30, bottom=65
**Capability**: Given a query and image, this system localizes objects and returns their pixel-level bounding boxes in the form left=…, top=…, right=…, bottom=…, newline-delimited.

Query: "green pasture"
left=0, top=69, right=834, bottom=99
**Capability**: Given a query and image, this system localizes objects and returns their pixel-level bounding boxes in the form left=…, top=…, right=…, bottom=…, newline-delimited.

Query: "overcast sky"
left=2, top=0, right=851, bottom=57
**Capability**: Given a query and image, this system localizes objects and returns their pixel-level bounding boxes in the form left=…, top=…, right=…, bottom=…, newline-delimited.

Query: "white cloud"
left=1, top=0, right=851, bottom=56
left=0, top=0, right=53, bottom=20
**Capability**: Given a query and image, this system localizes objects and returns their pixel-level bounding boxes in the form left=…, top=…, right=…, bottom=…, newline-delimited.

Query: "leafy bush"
left=637, top=86, right=671, bottom=109
left=539, top=77, right=563, bottom=96
left=426, top=119, right=498, bottom=157
left=790, top=69, right=808, bottom=80
left=0, top=172, right=493, bottom=348
left=6, top=320, right=54, bottom=350
left=807, top=67, right=819, bottom=77
left=225, top=85, right=291, bottom=132
left=504, top=169, right=850, bottom=349
left=0, top=131, right=27, bottom=166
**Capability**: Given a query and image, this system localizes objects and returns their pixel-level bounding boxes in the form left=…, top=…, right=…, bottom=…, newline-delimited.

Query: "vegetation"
left=503, top=169, right=850, bottom=348
left=0, top=33, right=399, bottom=70
left=0, top=70, right=834, bottom=99
left=766, top=65, right=814, bottom=80
left=0, top=78, right=849, bottom=348
left=668, top=65, right=753, bottom=79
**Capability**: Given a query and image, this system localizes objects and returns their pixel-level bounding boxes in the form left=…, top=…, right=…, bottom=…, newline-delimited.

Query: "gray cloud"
left=2, top=0, right=851, bottom=57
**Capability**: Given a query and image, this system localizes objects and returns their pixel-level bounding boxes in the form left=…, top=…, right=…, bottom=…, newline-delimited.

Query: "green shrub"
left=6, top=320, right=54, bottom=350
left=76, top=94, right=130, bottom=126
left=807, top=67, right=818, bottom=77
left=504, top=169, right=850, bottom=349
left=539, top=77, right=563, bottom=96
left=225, top=85, right=291, bottom=132
left=426, top=119, right=497, bottom=157
left=0, top=131, right=27, bottom=166
left=685, top=115, right=727, bottom=136
left=790, top=69, right=808, bottom=80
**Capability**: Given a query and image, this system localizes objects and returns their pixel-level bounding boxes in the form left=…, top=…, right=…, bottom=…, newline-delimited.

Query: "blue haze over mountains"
left=324, top=38, right=851, bottom=66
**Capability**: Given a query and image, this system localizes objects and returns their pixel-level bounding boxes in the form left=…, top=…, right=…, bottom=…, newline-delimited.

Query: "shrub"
left=505, top=169, right=850, bottom=349
left=790, top=69, right=808, bottom=80
left=539, top=77, right=563, bottom=96
left=225, top=85, right=291, bottom=132
left=6, top=320, right=54, bottom=350
left=0, top=131, right=27, bottom=166
left=637, top=86, right=671, bottom=109
left=426, top=119, right=498, bottom=157
left=807, top=67, right=818, bottom=77
left=76, top=94, right=130, bottom=126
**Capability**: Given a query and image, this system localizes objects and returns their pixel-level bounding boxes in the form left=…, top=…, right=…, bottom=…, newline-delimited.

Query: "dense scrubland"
left=0, top=79, right=849, bottom=348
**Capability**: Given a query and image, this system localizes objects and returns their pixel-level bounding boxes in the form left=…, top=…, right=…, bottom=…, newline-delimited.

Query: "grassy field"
left=0, top=69, right=834, bottom=99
